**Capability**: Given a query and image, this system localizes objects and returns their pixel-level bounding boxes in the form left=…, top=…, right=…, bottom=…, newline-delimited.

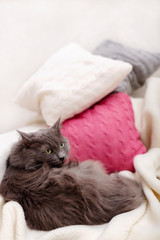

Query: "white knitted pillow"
left=15, top=43, right=132, bottom=125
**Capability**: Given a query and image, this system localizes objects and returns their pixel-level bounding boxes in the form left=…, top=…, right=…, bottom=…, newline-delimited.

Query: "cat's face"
left=8, top=119, right=69, bottom=171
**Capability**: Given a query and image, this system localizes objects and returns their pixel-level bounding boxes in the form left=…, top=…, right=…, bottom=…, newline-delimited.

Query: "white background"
left=0, top=0, right=160, bottom=133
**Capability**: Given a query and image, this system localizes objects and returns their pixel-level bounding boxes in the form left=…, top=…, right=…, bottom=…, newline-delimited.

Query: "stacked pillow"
left=15, top=43, right=132, bottom=126
left=93, top=40, right=160, bottom=94
left=62, top=92, right=146, bottom=173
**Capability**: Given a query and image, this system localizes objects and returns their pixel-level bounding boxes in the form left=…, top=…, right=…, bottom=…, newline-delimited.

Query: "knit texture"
left=93, top=40, right=160, bottom=94
left=62, top=92, right=146, bottom=173
left=14, top=43, right=132, bottom=126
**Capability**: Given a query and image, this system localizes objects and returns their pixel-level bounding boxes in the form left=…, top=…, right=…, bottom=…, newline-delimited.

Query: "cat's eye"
left=60, top=143, right=65, bottom=148
left=45, top=149, right=52, bottom=154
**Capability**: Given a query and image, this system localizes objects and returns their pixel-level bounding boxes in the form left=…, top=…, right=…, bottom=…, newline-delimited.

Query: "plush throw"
left=93, top=40, right=160, bottom=94
left=62, top=92, right=146, bottom=173
left=15, top=43, right=132, bottom=126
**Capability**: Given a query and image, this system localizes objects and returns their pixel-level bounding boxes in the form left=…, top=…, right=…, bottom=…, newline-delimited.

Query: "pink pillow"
left=62, top=92, right=146, bottom=173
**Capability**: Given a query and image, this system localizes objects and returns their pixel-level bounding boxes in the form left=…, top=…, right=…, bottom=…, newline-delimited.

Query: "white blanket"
left=0, top=77, right=160, bottom=240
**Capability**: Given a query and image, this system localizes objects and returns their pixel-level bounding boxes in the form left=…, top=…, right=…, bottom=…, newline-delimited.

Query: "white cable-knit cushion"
left=15, top=43, right=132, bottom=125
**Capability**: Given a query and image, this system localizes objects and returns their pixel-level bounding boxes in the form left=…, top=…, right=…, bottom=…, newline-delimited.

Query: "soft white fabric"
left=1, top=76, right=160, bottom=239
left=15, top=43, right=132, bottom=125
left=131, top=76, right=160, bottom=149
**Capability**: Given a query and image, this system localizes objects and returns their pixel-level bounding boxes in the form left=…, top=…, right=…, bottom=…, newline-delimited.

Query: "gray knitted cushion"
left=93, top=40, right=160, bottom=94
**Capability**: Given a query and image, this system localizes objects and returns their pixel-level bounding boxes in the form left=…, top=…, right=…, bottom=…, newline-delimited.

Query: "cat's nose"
left=59, top=157, right=64, bottom=162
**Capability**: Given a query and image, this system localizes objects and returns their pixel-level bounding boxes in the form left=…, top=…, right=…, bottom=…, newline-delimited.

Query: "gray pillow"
left=93, top=40, right=160, bottom=94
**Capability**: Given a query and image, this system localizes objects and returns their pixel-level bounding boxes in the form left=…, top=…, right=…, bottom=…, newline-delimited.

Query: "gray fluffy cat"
left=0, top=119, right=145, bottom=231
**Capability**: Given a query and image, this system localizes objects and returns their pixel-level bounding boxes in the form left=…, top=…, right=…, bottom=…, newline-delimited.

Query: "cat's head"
left=8, top=119, right=70, bottom=171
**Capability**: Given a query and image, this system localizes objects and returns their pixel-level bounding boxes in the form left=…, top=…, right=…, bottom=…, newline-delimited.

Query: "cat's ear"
left=52, top=117, right=61, bottom=130
left=17, top=130, right=31, bottom=145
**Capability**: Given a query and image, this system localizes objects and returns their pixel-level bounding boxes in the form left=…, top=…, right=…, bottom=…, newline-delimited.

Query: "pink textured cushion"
left=61, top=92, right=146, bottom=173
